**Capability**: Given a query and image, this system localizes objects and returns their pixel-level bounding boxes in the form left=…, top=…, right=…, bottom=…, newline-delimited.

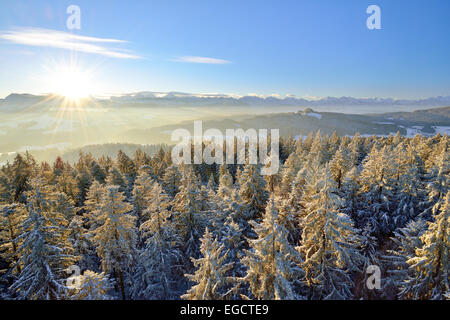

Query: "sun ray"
left=32, top=55, right=109, bottom=150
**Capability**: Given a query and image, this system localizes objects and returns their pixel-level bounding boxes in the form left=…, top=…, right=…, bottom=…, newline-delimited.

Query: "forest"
left=0, top=131, right=448, bottom=300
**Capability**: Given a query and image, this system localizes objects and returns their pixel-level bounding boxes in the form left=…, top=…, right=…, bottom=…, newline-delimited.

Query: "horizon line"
left=1, top=90, right=450, bottom=102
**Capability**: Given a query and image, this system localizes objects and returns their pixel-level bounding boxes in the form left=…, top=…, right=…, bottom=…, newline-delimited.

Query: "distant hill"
left=125, top=106, right=450, bottom=142
left=368, top=106, right=450, bottom=123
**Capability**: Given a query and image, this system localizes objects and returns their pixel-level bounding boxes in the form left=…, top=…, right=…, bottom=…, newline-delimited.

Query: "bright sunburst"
left=50, top=66, right=93, bottom=100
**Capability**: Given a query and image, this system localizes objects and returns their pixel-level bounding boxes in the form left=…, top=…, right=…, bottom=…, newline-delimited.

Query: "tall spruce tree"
left=298, top=168, right=365, bottom=299
left=0, top=204, right=26, bottom=275
left=10, top=177, right=77, bottom=299
left=91, top=185, right=137, bottom=300
left=132, top=182, right=182, bottom=299
left=238, top=163, right=268, bottom=220
left=402, top=192, right=449, bottom=299
left=241, top=198, right=303, bottom=300
left=172, top=167, right=205, bottom=261
left=182, top=228, right=234, bottom=300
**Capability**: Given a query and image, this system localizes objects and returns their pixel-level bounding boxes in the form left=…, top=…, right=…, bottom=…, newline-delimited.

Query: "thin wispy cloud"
left=174, top=56, right=231, bottom=64
left=0, top=27, right=141, bottom=59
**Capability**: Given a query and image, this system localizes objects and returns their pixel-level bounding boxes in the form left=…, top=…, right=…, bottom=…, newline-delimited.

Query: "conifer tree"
left=91, top=185, right=137, bottom=300
left=216, top=216, right=246, bottom=279
left=131, top=171, right=155, bottom=226
left=264, top=158, right=280, bottom=194
left=402, top=192, right=449, bottom=299
left=358, top=146, right=397, bottom=236
left=182, top=228, right=234, bottom=300
left=278, top=162, right=296, bottom=198
left=287, top=167, right=307, bottom=214
left=329, top=144, right=351, bottom=189
left=132, top=182, right=182, bottom=299
left=53, top=192, right=76, bottom=223
left=423, top=150, right=449, bottom=218
left=0, top=171, right=12, bottom=203
left=83, top=180, right=105, bottom=229
left=55, top=167, right=78, bottom=204
left=106, top=167, right=128, bottom=195
left=134, top=149, right=151, bottom=170
left=348, top=133, right=366, bottom=167
left=68, top=216, right=96, bottom=271
left=217, top=165, right=234, bottom=199
left=379, top=218, right=428, bottom=299
left=71, top=270, right=113, bottom=300
left=214, top=187, right=253, bottom=242
left=172, top=168, right=205, bottom=260
left=10, top=177, right=77, bottom=300
left=90, top=161, right=107, bottom=184
left=356, top=222, right=380, bottom=299
left=10, top=153, right=36, bottom=202
left=238, top=163, right=268, bottom=219
left=241, top=199, right=303, bottom=300
left=390, top=143, right=425, bottom=224
left=162, top=164, right=181, bottom=198
left=340, top=167, right=361, bottom=224
left=298, top=169, right=365, bottom=299
left=117, top=150, right=136, bottom=180
left=328, top=131, right=340, bottom=155
left=277, top=197, right=300, bottom=244
left=306, top=131, right=322, bottom=164
left=0, top=204, right=26, bottom=275
left=75, top=169, right=92, bottom=207
left=52, top=156, right=65, bottom=178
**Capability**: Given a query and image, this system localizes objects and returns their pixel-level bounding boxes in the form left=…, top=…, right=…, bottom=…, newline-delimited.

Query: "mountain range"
left=2, top=92, right=450, bottom=112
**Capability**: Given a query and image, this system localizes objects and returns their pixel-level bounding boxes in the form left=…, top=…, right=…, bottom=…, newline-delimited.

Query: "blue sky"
left=0, top=0, right=449, bottom=99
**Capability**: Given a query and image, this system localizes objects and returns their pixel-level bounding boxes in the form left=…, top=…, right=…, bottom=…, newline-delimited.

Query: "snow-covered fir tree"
left=68, top=215, right=97, bottom=271
left=91, top=185, right=137, bottom=300
left=401, top=191, right=449, bottom=299
left=132, top=182, right=182, bottom=299
left=355, top=222, right=380, bottom=299
left=70, top=270, right=113, bottom=300
left=162, top=164, right=181, bottom=198
left=0, top=171, right=11, bottom=203
left=131, top=171, right=155, bottom=226
left=182, top=228, right=234, bottom=300
left=0, top=203, right=26, bottom=275
left=172, top=167, right=205, bottom=261
left=390, top=143, right=425, bottom=223
left=106, top=167, right=128, bottom=195
left=358, top=145, right=397, bottom=236
left=10, top=177, right=77, bottom=299
left=215, top=215, right=246, bottom=280
left=379, top=218, right=428, bottom=299
left=241, top=198, right=304, bottom=300
left=422, top=149, right=449, bottom=219
left=340, top=167, right=361, bottom=224
left=277, top=162, right=296, bottom=199
left=329, top=144, right=351, bottom=189
left=217, top=165, right=234, bottom=199
left=83, top=180, right=105, bottom=230
left=276, top=197, right=301, bottom=244
left=297, top=168, right=365, bottom=299
left=238, top=163, right=268, bottom=219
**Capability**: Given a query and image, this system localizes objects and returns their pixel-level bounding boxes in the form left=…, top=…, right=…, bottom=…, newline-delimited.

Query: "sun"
left=51, top=66, right=93, bottom=100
